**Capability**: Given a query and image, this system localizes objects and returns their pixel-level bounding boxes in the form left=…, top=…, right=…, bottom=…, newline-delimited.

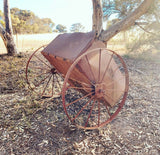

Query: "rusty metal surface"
left=42, top=31, right=95, bottom=61
left=41, top=52, right=72, bottom=77
left=42, top=39, right=126, bottom=106
left=42, top=39, right=127, bottom=108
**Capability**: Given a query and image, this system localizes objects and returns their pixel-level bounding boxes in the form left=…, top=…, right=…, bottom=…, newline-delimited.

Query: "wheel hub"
left=51, top=68, right=57, bottom=74
left=94, top=83, right=105, bottom=99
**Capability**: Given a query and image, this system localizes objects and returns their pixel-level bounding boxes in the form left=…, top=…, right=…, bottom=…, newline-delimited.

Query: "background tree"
left=70, top=23, right=85, bottom=32
left=102, top=0, right=160, bottom=52
left=92, top=0, right=155, bottom=43
left=10, top=8, right=55, bottom=34
left=0, top=10, right=5, bottom=26
left=0, top=0, right=17, bottom=56
left=55, top=24, right=67, bottom=33
left=1, top=7, right=55, bottom=34
left=103, top=0, right=142, bottom=20
left=103, top=0, right=159, bottom=30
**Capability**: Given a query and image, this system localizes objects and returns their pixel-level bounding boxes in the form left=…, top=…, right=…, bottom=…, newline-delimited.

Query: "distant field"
left=0, top=33, right=59, bottom=54
left=0, top=33, right=127, bottom=55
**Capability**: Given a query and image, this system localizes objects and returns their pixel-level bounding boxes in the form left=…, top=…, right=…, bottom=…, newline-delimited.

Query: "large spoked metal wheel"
left=62, top=48, right=129, bottom=129
left=26, top=45, right=63, bottom=97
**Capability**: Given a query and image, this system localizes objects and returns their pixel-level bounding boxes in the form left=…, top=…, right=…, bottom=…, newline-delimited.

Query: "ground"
left=0, top=53, right=160, bottom=155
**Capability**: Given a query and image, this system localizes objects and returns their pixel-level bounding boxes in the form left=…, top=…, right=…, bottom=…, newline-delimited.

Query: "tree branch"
left=99, top=0, right=154, bottom=42
left=134, top=22, right=148, bottom=25
left=135, top=22, right=156, bottom=35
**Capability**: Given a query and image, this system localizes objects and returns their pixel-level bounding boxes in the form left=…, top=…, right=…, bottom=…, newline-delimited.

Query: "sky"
left=0, top=0, right=93, bottom=31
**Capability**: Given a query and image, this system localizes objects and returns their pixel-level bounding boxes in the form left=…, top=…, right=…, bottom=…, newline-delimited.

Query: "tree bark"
left=4, top=0, right=13, bottom=35
left=92, top=0, right=154, bottom=43
left=0, top=24, right=7, bottom=47
left=0, top=0, right=17, bottom=56
left=92, top=0, right=103, bottom=38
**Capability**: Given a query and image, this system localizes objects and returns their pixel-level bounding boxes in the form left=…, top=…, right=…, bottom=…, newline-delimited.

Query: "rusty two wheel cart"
left=26, top=31, right=129, bottom=130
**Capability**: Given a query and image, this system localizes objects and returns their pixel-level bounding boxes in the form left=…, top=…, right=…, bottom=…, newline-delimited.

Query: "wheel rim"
left=26, top=45, right=63, bottom=97
left=62, top=48, right=129, bottom=129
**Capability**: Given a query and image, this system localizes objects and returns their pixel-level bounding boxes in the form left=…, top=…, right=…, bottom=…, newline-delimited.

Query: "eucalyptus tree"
left=56, top=24, right=67, bottom=33
left=92, top=0, right=155, bottom=43
left=70, top=23, right=85, bottom=32
left=102, top=0, right=160, bottom=30
left=0, top=0, right=17, bottom=56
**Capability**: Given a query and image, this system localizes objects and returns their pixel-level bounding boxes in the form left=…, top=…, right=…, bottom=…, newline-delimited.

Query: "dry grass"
left=0, top=33, right=59, bottom=54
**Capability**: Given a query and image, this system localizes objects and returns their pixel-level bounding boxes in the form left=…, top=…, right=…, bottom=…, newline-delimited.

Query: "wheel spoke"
left=112, top=64, right=122, bottom=75
left=105, top=104, right=112, bottom=117
left=34, top=54, right=51, bottom=69
left=84, top=99, right=96, bottom=127
left=68, top=86, right=92, bottom=91
left=105, top=87, right=124, bottom=93
left=30, top=66, right=51, bottom=72
left=49, top=74, right=54, bottom=96
left=34, top=73, right=51, bottom=87
left=71, top=96, right=94, bottom=122
left=103, top=93, right=116, bottom=104
left=69, top=77, right=92, bottom=87
left=100, top=53, right=114, bottom=82
left=29, top=66, right=50, bottom=71
left=33, top=70, right=51, bottom=79
left=98, top=49, right=102, bottom=82
left=66, top=92, right=93, bottom=107
left=85, top=55, right=96, bottom=82
left=98, top=101, right=100, bottom=127
left=55, top=74, right=62, bottom=90
left=41, top=74, right=52, bottom=96
left=103, top=75, right=125, bottom=88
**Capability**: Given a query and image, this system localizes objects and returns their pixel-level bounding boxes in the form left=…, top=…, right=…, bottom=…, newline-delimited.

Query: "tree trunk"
left=0, top=24, right=7, bottom=47
left=92, top=0, right=103, bottom=38
left=1, top=0, right=17, bottom=56
left=92, top=0, right=154, bottom=43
